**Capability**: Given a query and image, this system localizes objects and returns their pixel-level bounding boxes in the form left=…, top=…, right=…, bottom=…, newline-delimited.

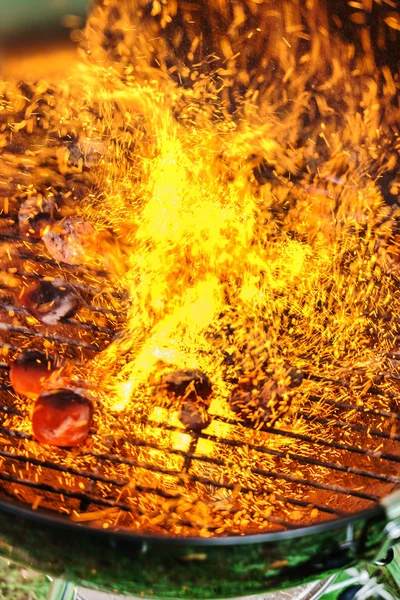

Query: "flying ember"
left=78, top=0, right=400, bottom=423
left=1, top=0, right=400, bottom=536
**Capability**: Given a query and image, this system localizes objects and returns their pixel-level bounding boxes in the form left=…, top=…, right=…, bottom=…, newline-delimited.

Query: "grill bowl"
left=0, top=1, right=400, bottom=596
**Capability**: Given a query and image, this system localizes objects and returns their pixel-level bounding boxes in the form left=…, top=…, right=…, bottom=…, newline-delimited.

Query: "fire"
left=87, top=101, right=323, bottom=413
left=82, top=86, right=259, bottom=408
left=75, top=1, right=400, bottom=428
left=2, top=0, right=400, bottom=535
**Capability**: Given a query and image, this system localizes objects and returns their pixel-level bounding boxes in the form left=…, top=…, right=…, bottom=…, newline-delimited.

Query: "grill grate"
left=0, top=212, right=399, bottom=537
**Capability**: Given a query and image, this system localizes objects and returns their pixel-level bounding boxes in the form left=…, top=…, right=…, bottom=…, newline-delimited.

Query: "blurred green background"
left=0, top=0, right=89, bottom=39
left=0, top=0, right=91, bottom=78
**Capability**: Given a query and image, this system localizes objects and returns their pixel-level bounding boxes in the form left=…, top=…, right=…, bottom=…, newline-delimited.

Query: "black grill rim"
left=0, top=495, right=384, bottom=546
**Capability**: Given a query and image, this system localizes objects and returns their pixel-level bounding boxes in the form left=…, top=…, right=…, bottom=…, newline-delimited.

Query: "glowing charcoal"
left=286, top=368, right=304, bottom=389
left=160, top=370, right=212, bottom=431
left=32, top=388, right=93, bottom=447
left=21, top=280, right=80, bottom=325
left=10, top=349, right=59, bottom=400
left=42, top=217, right=96, bottom=265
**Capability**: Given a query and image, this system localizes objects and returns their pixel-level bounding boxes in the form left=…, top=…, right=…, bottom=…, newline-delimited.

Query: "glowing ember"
left=32, top=388, right=93, bottom=447
left=0, top=0, right=399, bottom=536
left=10, top=349, right=60, bottom=400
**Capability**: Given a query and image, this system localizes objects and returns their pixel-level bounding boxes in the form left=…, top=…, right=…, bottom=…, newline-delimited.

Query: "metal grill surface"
left=0, top=209, right=399, bottom=538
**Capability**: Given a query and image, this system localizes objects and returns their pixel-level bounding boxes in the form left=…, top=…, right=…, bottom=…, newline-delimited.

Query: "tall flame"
left=75, top=0, right=400, bottom=423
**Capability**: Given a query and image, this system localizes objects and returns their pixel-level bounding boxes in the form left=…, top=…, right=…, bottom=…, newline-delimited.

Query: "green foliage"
left=0, top=560, right=50, bottom=600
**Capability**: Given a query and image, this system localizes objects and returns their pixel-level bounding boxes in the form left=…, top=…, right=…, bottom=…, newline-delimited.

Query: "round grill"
left=0, top=214, right=398, bottom=538
left=1, top=0, right=400, bottom=546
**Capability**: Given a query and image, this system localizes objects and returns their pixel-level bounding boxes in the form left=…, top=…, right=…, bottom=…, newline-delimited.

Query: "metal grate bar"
left=84, top=304, right=120, bottom=317
left=0, top=427, right=30, bottom=440
left=0, top=423, right=348, bottom=519
left=297, top=411, right=400, bottom=442
left=89, top=437, right=378, bottom=501
left=0, top=303, right=114, bottom=335
left=0, top=233, right=40, bottom=243
left=82, top=451, right=347, bottom=516
left=0, top=404, right=23, bottom=416
left=2, top=398, right=388, bottom=498
left=0, top=450, right=199, bottom=504
left=0, top=446, right=346, bottom=517
left=5, top=269, right=119, bottom=298
left=0, top=355, right=88, bottom=372
left=306, top=373, right=399, bottom=401
left=110, top=394, right=400, bottom=461
left=92, top=451, right=349, bottom=515
left=0, top=285, right=120, bottom=317
left=249, top=467, right=377, bottom=501
left=1, top=432, right=346, bottom=518
left=17, top=252, right=107, bottom=277
left=1, top=407, right=377, bottom=512
left=0, top=470, right=300, bottom=533
left=92, top=419, right=400, bottom=486
left=88, top=451, right=347, bottom=516
left=0, top=323, right=102, bottom=352
left=310, top=396, right=400, bottom=421
left=196, top=430, right=400, bottom=484
left=214, top=415, right=400, bottom=463
left=0, top=470, right=148, bottom=512
left=0, top=232, right=108, bottom=277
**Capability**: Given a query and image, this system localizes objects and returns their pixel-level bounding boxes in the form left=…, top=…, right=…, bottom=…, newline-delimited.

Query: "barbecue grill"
left=1, top=1, right=400, bottom=599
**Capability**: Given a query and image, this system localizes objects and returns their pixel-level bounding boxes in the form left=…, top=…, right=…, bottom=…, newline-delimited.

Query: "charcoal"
left=21, top=280, right=81, bottom=325
left=229, top=379, right=293, bottom=427
left=33, top=388, right=93, bottom=447
left=287, top=367, right=304, bottom=388
left=42, top=217, right=96, bottom=265
left=10, top=349, right=59, bottom=400
left=179, top=400, right=211, bottom=432
left=18, top=195, right=59, bottom=239
left=160, top=369, right=212, bottom=402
